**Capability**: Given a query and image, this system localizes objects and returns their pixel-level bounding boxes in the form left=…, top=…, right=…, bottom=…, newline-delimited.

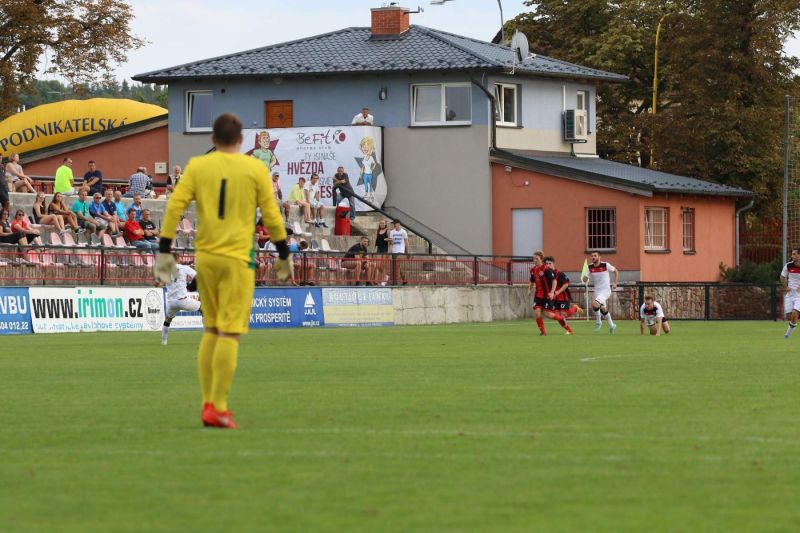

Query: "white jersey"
left=389, top=228, right=408, bottom=254
left=640, top=302, right=665, bottom=325
left=166, top=264, right=196, bottom=301
left=781, top=261, right=800, bottom=292
left=588, top=262, right=616, bottom=292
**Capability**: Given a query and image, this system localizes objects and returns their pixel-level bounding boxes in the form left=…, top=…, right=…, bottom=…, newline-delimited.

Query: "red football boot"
left=201, top=402, right=214, bottom=427
left=202, top=405, right=238, bottom=429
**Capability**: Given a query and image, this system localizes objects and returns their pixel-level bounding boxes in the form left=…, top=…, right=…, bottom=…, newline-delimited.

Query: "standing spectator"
left=48, top=192, right=80, bottom=231
left=54, top=157, right=76, bottom=195
left=332, top=166, right=356, bottom=220
left=70, top=189, right=98, bottom=237
left=271, top=172, right=290, bottom=219
left=123, top=208, right=158, bottom=250
left=83, top=160, right=104, bottom=196
left=130, top=194, right=144, bottom=220
left=343, top=236, right=374, bottom=285
left=288, top=177, right=312, bottom=224
left=374, top=219, right=390, bottom=284
left=304, top=173, right=326, bottom=228
left=166, top=165, right=182, bottom=195
left=0, top=158, right=10, bottom=213
left=11, top=209, right=44, bottom=245
left=102, top=189, right=120, bottom=226
left=89, top=192, right=117, bottom=240
left=139, top=209, right=160, bottom=244
left=123, top=166, right=149, bottom=198
left=32, top=192, right=66, bottom=234
left=5, top=154, right=36, bottom=193
left=388, top=219, right=409, bottom=285
left=352, top=107, right=374, bottom=125
left=112, top=190, right=128, bottom=220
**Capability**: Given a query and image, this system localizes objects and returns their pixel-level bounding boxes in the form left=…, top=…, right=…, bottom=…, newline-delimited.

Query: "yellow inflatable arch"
left=0, top=98, right=167, bottom=155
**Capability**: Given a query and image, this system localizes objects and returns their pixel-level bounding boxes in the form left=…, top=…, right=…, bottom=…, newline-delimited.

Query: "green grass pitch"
left=2, top=320, right=800, bottom=532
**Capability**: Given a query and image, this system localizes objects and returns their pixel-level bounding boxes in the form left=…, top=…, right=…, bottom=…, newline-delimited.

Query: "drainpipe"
left=471, top=78, right=498, bottom=151
left=735, top=198, right=755, bottom=266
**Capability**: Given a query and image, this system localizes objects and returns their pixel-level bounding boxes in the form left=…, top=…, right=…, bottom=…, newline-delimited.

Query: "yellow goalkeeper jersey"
left=161, top=151, right=287, bottom=263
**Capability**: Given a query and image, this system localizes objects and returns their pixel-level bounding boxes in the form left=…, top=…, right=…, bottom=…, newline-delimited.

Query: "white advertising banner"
left=29, top=287, right=165, bottom=333
left=241, top=126, right=385, bottom=211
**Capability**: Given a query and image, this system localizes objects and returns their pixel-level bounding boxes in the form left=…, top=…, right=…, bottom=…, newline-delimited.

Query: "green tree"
left=0, top=0, right=145, bottom=119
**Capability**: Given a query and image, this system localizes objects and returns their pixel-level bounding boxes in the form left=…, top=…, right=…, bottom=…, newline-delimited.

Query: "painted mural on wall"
left=0, top=99, right=167, bottom=155
left=241, top=126, right=386, bottom=211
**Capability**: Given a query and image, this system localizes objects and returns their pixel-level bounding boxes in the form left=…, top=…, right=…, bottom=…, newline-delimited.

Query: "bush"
left=719, top=259, right=782, bottom=284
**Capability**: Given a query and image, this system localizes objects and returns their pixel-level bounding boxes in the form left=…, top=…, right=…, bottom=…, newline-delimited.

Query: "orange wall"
left=491, top=164, right=642, bottom=272
left=491, top=163, right=739, bottom=281
left=638, top=196, right=735, bottom=281
left=21, top=126, right=168, bottom=183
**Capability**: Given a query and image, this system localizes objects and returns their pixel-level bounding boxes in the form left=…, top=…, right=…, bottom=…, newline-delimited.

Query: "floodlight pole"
left=431, top=0, right=505, bottom=43
left=783, top=95, right=791, bottom=264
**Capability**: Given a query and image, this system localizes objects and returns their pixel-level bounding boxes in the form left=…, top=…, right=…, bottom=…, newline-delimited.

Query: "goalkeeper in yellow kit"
left=155, top=113, right=291, bottom=429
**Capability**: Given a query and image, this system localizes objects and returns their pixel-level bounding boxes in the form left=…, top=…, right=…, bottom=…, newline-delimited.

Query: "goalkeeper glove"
left=154, top=252, right=177, bottom=284
left=274, top=255, right=292, bottom=281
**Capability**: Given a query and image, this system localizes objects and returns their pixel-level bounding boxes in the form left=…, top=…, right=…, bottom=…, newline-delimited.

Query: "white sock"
left=595, top=310, right=602, bottom=324
left=787, top=323, right=796, bottom=337
left=604, top=312, right=615, bottom=328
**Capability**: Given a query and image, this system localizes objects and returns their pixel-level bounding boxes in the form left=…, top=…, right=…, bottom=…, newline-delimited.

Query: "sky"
left=99, top=0, right=800, bottom=82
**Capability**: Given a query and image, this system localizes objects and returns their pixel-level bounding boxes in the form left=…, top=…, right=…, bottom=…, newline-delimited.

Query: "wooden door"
left=265, top=101, right=293, bottom=128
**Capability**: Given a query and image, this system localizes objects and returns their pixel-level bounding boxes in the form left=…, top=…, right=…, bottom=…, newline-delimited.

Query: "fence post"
left=473, top=256, right=479, bottom=286
left=771, top=284, right=778, bottom=321
left=301, top=253, right=308, bottom=285
left=391, top=254, right=398, bottom=286
left=704, top=284, right=711, bottom=320
left=99, top=247, right=105, bottom=286
left=506, top=260, right=512, bottom=286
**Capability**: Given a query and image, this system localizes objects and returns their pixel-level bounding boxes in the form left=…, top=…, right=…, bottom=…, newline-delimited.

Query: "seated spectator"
left=145, top=174, right=155, bottom=198
left=10, top=209, right=44, bottom=246
left=271, top=172, right=290, bottom=219
left=70, top=189, right=98, bottom=237
left=332, top=166, right=356, bottom=220
left=305, top=173, right=327, bottom=228
left=54, top=157, right=76, bottom=196
left=32, top=192, right=66, bottom=234
left=343, top=236, right=374, bottom=285
left=256, top=218, right=271, bottom=248
left=0, top=209, right=31, bottom=263
left=290, top=238, right=316, bottom=285
left=88, top=192, right=117, bottom=240
left=288, top=177, right=312, bottom=224
left=48, top=192, right=80, bottom=231
left=352, top=107, right=374, bottom=126
left=0, top=159, right=9, bottom=214
left=123, top=166, right=149, bottom=198
left=130, top=194, right=144, bottom=220
left=101, top=189, right=120, bottom=226
left=83, top=160, right=104, bottom=196
left=123, top=208, right=158, bottom=250
left=112, top=190, right=128, bottom=220
left=140, top=209, right=159, bottom=243
left=5, top=153, right=36, bottom=193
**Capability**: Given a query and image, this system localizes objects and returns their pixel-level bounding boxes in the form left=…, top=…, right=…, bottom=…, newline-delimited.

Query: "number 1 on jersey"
left=218, top=178, right=227, bottom=219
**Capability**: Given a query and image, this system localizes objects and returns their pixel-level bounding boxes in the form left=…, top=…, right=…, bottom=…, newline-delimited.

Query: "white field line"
left=580, top=353, right=654, bottom=363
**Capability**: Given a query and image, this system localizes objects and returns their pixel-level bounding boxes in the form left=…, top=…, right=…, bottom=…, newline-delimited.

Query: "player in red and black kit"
left=527, top=251, right=548, bottom=335
left=542, top=256, right=581, bottom=334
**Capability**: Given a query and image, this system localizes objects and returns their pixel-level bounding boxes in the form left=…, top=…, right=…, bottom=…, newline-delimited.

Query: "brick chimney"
left=371, top=5, right=411, bottom=36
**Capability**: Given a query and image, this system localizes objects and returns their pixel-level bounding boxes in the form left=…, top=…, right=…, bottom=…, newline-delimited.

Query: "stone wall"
left=392, top=286, right=532, bottom=325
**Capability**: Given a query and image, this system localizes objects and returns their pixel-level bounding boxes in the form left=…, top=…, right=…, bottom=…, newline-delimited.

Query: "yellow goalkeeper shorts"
left=195, top=251, right=255, bottom=334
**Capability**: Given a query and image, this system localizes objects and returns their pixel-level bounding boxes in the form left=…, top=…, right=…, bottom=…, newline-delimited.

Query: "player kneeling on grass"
left=780, top=248, right=800, bottom=339
left=154, top=112, right=292, bottom=430
left=161, top=253, right=201, bottom=346
left=639, top=295, right=670, bottom=336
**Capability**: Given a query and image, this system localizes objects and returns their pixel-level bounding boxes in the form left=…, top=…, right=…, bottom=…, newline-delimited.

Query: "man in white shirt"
left=352, top=107, right=374, bottom=126
left=304, top=173, right=326, bottom=228
left=780, top=247, right=800, bottom=339
left=581, top=251, right=619, bottom=334
left=162, top=256, right=201, bottom=345
left=388, top=219, right=409, bottom=285
left=640, top=295, right=670, bottom=336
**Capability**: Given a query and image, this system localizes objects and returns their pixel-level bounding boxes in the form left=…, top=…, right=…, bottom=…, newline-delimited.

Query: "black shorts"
left=0, top=184, right=8, bottom=207
left=533, top=296, right=547, bottom=309
left=0, top=233, right=23, bottom=244
left=544, top=300, right=570, bottom=311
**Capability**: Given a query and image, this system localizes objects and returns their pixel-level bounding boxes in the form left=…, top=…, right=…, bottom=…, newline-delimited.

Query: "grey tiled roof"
left=133, top=26, right=627, bottom=83
left=492, top=150, right=754, bottom=197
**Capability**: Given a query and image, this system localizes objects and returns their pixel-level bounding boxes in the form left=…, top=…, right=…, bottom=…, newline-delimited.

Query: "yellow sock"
left=197, top=332, right=217, bottom=405
left=210, top=336, right=240, bottom=412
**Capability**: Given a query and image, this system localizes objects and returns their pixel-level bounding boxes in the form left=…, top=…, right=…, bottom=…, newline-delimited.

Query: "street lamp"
left=431, top=0, right=506, bottom=43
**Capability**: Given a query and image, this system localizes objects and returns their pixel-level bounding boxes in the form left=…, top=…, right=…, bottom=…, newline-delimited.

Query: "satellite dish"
left=510, top=31, right=530, bottom=62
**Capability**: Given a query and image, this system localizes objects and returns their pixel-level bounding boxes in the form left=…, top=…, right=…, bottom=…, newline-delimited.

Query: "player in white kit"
left=640, top=295, right=670, bottom=336
left=162, top=255, right=201, bottom=345
left=581, top=251, right=619, bottom=334
left=780, top=248, right=800, bottom=339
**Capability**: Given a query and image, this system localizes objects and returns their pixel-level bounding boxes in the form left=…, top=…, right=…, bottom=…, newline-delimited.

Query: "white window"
left=645, top=207, right=669, bottom=251
left=682, top=208, right=695, bottom=252
left=577, top=90, right=591, bottom=134
left=185, top=91, right=213, bottom=132
left=494, top=83, right=518, bottom=126
left=586, top=208, right=616, bottom=251
left=411, top=83, right=471, bottom=126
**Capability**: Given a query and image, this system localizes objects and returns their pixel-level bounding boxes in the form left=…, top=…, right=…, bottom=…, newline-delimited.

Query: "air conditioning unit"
left=564, top=109, right=588, bottom=141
